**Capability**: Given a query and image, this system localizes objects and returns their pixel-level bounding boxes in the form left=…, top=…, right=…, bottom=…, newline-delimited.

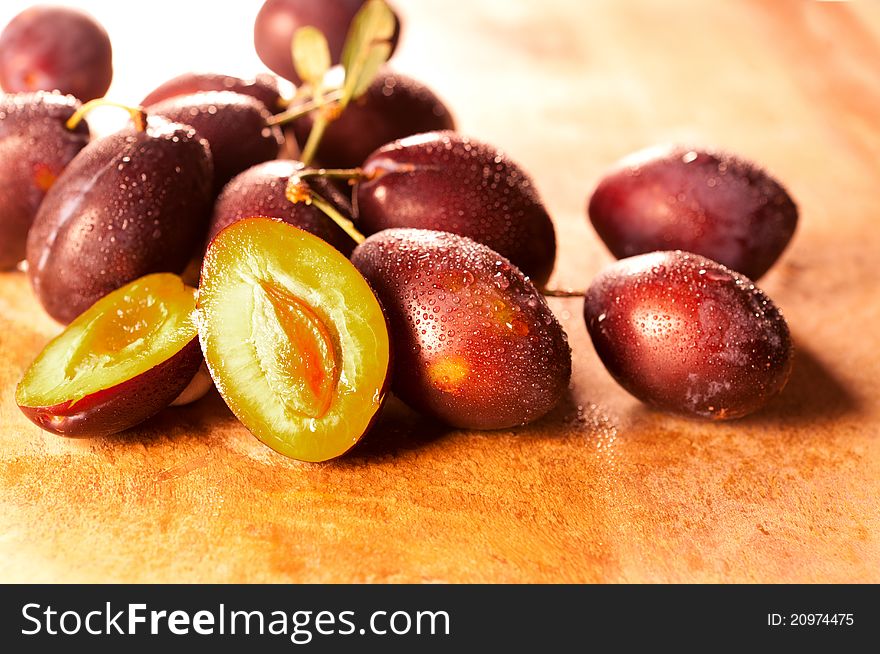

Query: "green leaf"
left=339, top=0, right=396, bottom=107
left=292, top=26, right=331, bottom=89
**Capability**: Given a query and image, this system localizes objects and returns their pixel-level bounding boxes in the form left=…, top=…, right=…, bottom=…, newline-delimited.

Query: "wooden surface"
left=1, top=0, right=879, bottom=583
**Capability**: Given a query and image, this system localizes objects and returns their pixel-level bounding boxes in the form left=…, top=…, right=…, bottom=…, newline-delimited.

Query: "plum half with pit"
left=146, top=91, right=283, bottom=192
left=583, top=250, right=793, bottom=419
left=254, top=0, right=401, bottom=85
left=0, top=91, right=90, bottom=270
left=356, top=132, right=557, bottom=288
left=16, top=273, right=202, bottom=436
left=209, top=160, right=356, bottom=253
left=588, top=145, right=798, bottom=280
left=0, top=5, right=113, bottom=102
left=290, top=69, right=455, bottom=168
left=26, top=115, right=213, bottom=324
left=351, top=228, right=571, bottom=430
left=198, top=217, right=391, bottom=462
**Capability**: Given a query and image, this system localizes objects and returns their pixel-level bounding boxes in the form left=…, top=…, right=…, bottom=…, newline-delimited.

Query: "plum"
left=290, top=69, right=455, bottom=168
left=356, top=132, right=557, bottom=287
left=351, top=228, right=571, bottom=430
left=147, top=91, right=283, bottom=192
left=198, top=217, right=391, bottom=462
left=16, top=273, right=202, bottom=436
left=141, top=72, right=284, bottom=112
left=0, top=91, right=90, bottom=270
left=209, top=160, right=356, bottom=253
left=254, top=0, right=400, bottom=85
left=0, top=5, right=112, bottom=102
left=583, top=251, right=793, bottom=419
left=588, top=145, right=798, bottom=280
left=26, top=116, right=213, bottom=324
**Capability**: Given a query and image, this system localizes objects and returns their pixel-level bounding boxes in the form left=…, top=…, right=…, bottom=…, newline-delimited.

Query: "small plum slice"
left=0, top=6, right=113, bottom=102
left=209, top=160, right=355, bottom=254
left=26, top=116, right=213, bottom=324
left=147, top=91, right=283, bottom=192
left=356, top=131, right=557, bottom=288
left=583, top=251, right=793, bottom=419
left=588, top=145, right=798, bottom=280
left=198, top=217, right=390, bottom=462
left=290, top=69, right=455, bottom=168
left=351, top=228, right=571, bottom=430
left=0, top=91, right=90, bottom=269
left=16, top=273, right=202, bottom=436
left=141, top=72, right=283, bottom=112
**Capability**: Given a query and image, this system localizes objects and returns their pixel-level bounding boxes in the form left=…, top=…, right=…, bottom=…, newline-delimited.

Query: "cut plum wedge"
left=198, top=217, right=391, bottom=462
left=16, top=274, right=202, bottom=436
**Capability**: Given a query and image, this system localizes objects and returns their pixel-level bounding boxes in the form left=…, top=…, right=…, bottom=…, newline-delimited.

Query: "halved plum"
left=198, top=217, right=390, bottom=462
left=16, top=273, right=202, bottom=436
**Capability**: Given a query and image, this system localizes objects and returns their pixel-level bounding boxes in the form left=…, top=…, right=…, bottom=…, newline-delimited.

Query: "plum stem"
left=66, top=99, right=147, bottom=132
left=285, top=179, right=366, bottom=245
left=542, top=288, right=586, bottom=298
left=267, top=89, right=344, bottom=127
left=295, top=167, right=372, bottom=184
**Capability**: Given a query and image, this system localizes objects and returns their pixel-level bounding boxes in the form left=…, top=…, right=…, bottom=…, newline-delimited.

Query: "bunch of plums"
left=3, top=1, right=798, bottom=464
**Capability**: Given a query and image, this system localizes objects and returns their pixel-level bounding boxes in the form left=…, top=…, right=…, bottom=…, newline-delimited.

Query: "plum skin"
left=254, top=0, right=401, bottom=84
left=18, top=338, right=202, bottom=437
left=26, top=118, right=214, bottom=324
left=356, top=131, right=557, bottom=288
left=0, top=6, right=113, bottom=102
left=290, top=69, right=455, bottom=168
left=141, top=72, right=283, bottom=112
left=209, top=160, right=356, bottom=254
left=583, top=250, right=793, bottom=420
left=352, top=228, right=571, bottom=430
left=588, top=145, right=798, bottom=280
left=147, top=91, right=283, bottom=193
left=0, top=91, right=90, bottom=270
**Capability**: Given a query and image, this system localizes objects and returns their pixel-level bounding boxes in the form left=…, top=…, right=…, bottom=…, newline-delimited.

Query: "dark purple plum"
left=356, top=131, right=557, bottom=287
left=254, top=0, right=401, bottom=85
left=352, top=228, right=571, bottom=430
left=0, top=91, right=90, bottom=270
left=147, top=91, right=283, bottom=193
left=0, top=6, right=112, bottom=102
left=26, top=117, right=213, bottom=324
left=141, top=72, right=284, bottom=112
left=209, top=160, right=355, bottom=254
left=290, top=69, right=455, bottom=168
left=588, top=145, right=798, bottom=280
left=583, top=250, right=793, bottom=419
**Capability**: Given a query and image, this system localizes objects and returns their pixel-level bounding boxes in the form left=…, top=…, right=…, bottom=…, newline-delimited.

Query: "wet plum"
left=583, top=251, right=793, bottom=420
left=0, top=6, right=112, bottom=102
left=209, top=160, right=355, bottom=254
left=26, top=116, right=213, bottom=324
left=356, top=132, right=557, bottom=287
left=199, top=217, right=391, bottom=462
left=290, top=69, right=455, bottom=168
left=351, top=229, right=571, bottom=430
left=16, top=274, right=202, bottom=436
left=0, top=91, right=90, bottom=269
left=147, top=91, right=283, bottom=192
left=254, top=0, right=400, bottom=84
left=588, top=145, right=798, bottom=280
left=141, top=72, right=284, bottom=112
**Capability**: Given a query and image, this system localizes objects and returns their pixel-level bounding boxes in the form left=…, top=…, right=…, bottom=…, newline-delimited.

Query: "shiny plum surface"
left=588, top=145, right=798, bottom=280
left=0, top=6, right=112, bottom=102
left=0, top=91, right=90, bottom=269
left=352, top=228, right=571, bottom=429
left=583, top=250, right=793, bottom=419
left=357, top=132, right=557, bottom=287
